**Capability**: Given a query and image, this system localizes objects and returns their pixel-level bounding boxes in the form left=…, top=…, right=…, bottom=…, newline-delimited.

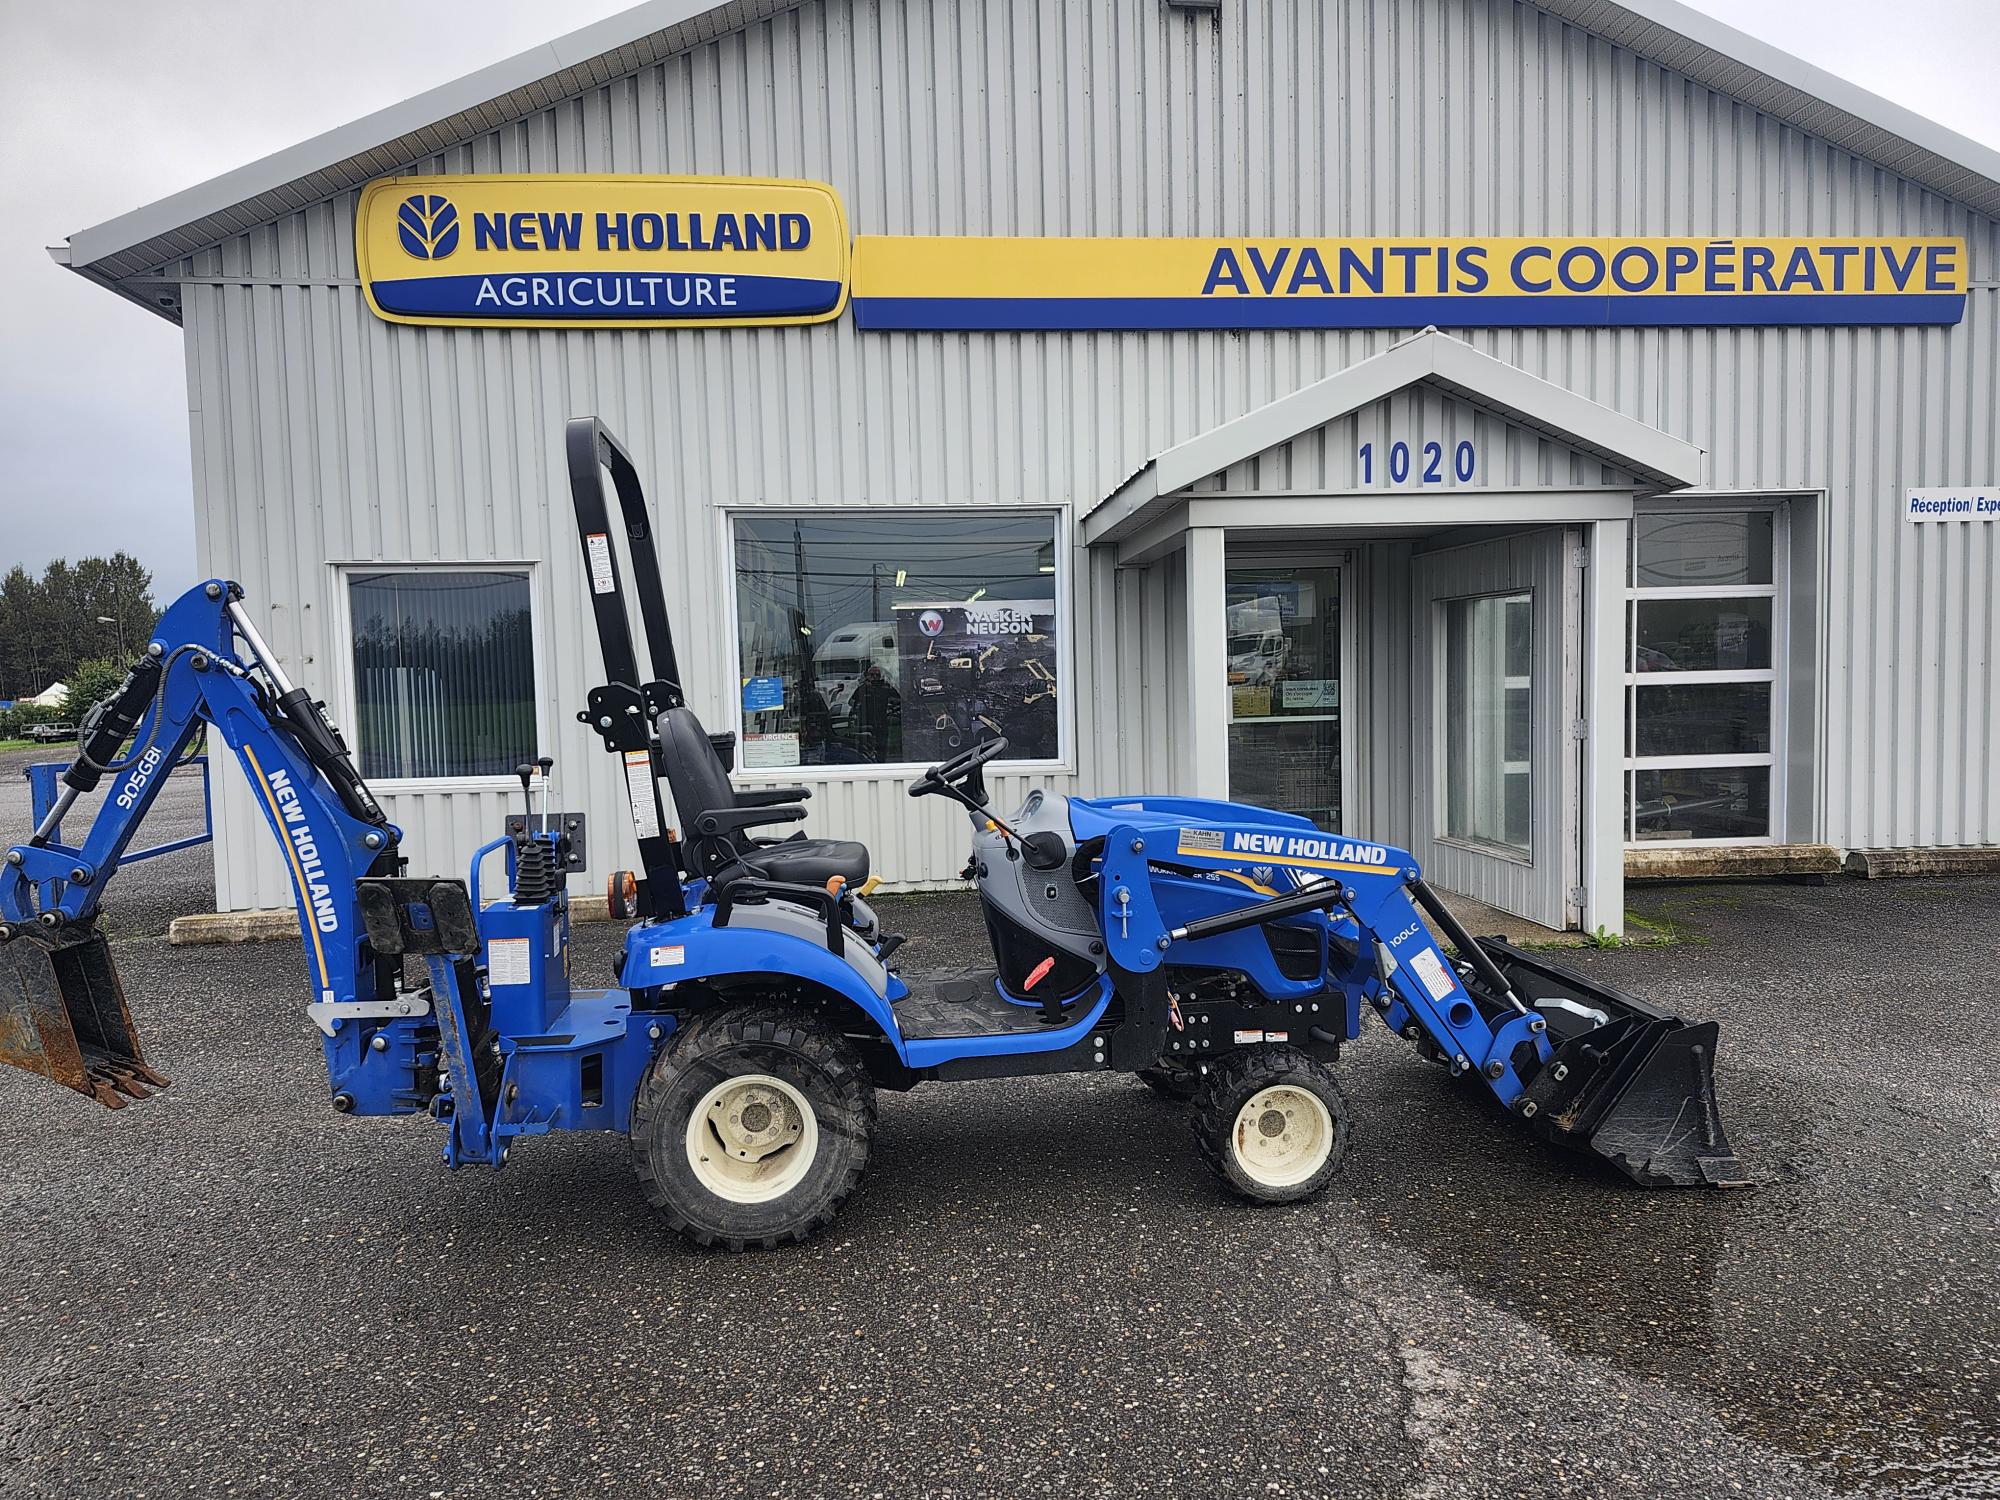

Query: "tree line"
left=0, top=555, right=159, bottom=703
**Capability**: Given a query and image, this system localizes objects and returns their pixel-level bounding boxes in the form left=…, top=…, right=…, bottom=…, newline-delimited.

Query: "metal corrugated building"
left=55, top=0, right=2000, bottom=934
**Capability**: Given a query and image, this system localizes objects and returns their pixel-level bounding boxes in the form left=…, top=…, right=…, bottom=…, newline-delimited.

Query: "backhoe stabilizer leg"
left=0, top=925, right=169, bottom=1108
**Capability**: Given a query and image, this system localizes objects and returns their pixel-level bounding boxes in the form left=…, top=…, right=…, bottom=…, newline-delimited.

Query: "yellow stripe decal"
left=1175, top=831, right=1390, bottom=878
left=1210, top=869, right=1281, bottom=898
left=1237, top=855, right=1389, bottom=876
left=243, top=745, right=330, bottom=991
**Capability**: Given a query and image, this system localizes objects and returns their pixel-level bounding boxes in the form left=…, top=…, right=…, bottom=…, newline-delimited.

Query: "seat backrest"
left=656, top=705, right=736, bottom=844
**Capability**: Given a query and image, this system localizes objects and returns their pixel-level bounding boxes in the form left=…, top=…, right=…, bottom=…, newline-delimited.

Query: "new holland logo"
left=358, top=175, right=849, bottom=328
left=397, top=194, right=460, bottom=260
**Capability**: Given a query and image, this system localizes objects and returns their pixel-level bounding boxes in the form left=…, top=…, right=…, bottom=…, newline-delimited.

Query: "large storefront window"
left=1624, top=510, right=1783, bottom=842
left=731, top=513, right=1061, bottom=769
left=348, top=569, right=537, bottom=780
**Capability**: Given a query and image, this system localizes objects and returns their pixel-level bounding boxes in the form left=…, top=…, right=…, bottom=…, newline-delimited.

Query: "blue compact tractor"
left=0, top=418, right=1746, bottom=1250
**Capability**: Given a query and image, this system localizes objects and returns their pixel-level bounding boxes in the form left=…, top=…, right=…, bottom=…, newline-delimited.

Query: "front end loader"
left=0, top=415, right=1746, bottom=1253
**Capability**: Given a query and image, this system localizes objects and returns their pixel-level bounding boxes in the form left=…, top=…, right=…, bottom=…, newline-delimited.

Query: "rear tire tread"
left=630, top=1002, right=876, bottom=1251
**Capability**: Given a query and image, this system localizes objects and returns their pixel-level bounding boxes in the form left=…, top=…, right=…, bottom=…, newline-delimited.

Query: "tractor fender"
left=621, top=908, right=903, bottom=1047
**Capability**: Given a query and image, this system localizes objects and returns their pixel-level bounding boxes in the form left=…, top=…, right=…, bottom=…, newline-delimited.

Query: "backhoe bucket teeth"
left=0, top=927, right=169, bottom=1109
left=1483, top=942, right=1749, bottom=1189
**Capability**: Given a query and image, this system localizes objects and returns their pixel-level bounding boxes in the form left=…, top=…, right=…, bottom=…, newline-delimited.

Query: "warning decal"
left=487, top=936, right=531, bottom=987
left=1406, top=946, right=1458, bottom=1004
left=623, top=750, right=661, bottom=839
left=586, top=532, right=616, bottom=594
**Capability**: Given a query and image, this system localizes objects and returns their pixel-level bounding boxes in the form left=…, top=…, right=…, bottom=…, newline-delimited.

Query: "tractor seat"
left=656, top=705, right=871, bottom=886
left=740, top=834, right=871, bottom=887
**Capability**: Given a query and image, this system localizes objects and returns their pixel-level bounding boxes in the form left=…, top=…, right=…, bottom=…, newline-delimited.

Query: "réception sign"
left=1906, top=487, right=2000, bottom=521
left=850, top=235, right=1969, bottom=331
left=356, top=175, right=848, bottom=327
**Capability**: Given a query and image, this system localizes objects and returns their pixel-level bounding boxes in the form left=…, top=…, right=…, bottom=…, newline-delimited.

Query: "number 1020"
left=1359, top=440, right=1476, bottom=484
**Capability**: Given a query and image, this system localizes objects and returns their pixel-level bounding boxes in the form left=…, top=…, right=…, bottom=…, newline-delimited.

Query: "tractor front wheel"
left=630, top=1003, right=875, bottom=1250
left=1136, top=1063, right=1203, bottom=1102
left=1190, top=1046, right=1351, bottom=1204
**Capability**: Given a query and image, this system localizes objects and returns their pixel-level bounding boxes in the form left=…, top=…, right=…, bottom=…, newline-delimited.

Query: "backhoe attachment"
left=0, top=925, right=168, bottom=1107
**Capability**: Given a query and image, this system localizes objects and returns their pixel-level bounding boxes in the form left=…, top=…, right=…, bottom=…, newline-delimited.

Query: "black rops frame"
left=564, top=415, right=687, bottom=918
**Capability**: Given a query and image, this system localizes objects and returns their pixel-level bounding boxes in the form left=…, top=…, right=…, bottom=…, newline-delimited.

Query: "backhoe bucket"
left=0, top=927, right=169, bottom=1108
left=1483, top=942, right=1749, bottom=1188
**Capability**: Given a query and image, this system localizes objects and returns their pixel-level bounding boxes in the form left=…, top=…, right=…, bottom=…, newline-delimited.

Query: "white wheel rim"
left=1230, top=1084, right=1336, bottom=1188
left=684, top=1073, right=819, bottom=1204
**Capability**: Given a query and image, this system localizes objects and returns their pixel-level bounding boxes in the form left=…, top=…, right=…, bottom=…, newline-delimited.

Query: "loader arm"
left=1100, top=816, right=1748, bottom=1188
left=0, top=579, right=431, bottom=1112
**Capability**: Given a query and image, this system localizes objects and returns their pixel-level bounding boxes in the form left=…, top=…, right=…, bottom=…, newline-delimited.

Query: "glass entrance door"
left=1224, top=565, right=1343, bottom=830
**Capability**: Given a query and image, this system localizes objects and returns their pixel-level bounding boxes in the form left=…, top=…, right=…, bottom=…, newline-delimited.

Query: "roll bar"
left=564, top=415, right=688, bottom=919
left=564, top=416, right=684, bottom=709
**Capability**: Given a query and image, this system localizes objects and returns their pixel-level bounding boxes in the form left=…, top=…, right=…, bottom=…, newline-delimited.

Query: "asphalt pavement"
left=0, top=748, right=1995, bottom=1498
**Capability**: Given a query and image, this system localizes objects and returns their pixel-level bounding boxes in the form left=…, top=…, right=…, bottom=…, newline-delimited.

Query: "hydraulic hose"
left=30, top=648, right=184, bottom=849
left=64, top=653, right=169, bottom=792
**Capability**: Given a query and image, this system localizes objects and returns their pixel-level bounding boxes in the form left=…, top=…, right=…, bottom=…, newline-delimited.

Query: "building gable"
left=1202, top=384, right=1658, bottom=496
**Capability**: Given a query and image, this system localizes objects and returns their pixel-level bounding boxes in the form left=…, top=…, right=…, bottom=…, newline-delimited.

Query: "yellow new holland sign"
left=356, top=174, right=849, bottom=328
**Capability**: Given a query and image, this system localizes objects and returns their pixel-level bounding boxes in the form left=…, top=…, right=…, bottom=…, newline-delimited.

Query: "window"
left=347, top=569, right=537, bottom=780
left=1624, top=510, right=1783, bottom=842
left=1442, top=591, right=1534, bottom=856
left=731, top=513, right=1062, bottom=769
left=1225, top=565, right=1343, bottom=831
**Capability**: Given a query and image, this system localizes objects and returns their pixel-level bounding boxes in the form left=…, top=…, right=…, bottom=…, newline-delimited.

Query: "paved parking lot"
left=1, top=747, right=1995, bottom=1497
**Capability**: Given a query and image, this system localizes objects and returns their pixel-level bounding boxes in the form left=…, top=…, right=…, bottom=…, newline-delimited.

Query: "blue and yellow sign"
left=356, top=175, right=848, bottom=327
left=850, top=235, right=1968, bottom=330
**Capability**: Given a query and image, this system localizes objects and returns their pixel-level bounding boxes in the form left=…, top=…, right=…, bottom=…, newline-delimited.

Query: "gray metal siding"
left=172, top=0, right=2000, bottom=908
left=1351, top=541, right=1421, bottom=853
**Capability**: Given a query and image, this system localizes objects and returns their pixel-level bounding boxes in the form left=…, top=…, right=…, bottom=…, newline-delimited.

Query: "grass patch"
left=1513, top=911, right=1682, bottom=953
left=1621, top=909, right=1679, bottom=944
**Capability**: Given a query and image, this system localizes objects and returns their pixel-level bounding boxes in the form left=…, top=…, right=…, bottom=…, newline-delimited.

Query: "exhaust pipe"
left=1480, top=940, right=1750, bottom=1188
left=0, top=925, right=169, bottom=1108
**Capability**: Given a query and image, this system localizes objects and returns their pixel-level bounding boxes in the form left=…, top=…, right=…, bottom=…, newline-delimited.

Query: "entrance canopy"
left=1083, top=327, right=1707, bottom=559
left=1083, top=329, right=1709, bottom=937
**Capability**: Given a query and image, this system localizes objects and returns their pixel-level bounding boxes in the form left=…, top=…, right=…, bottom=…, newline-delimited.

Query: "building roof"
left=1082, top=328, right=1708, bottom=544
left=54, top=0, right=2000, bottom=320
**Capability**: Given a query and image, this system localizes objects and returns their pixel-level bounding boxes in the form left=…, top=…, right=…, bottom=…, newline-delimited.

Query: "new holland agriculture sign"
left=356, top=175, right=1966, bottom=332
left=356, top=175, right=849, bottom=327
left=846, top=235, right=1969, bottom=330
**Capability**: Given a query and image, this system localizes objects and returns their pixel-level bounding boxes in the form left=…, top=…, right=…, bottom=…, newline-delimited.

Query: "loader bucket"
left=0, top=927, right=169, bottom=1108
left=1482, top=941, right=1749, bottom=1189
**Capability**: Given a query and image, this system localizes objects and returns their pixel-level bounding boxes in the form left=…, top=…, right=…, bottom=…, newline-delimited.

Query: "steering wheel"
left=908, top=736, right=1009, bottom=799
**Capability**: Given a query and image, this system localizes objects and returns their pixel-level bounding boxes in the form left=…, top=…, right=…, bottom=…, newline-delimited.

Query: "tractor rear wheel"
left=1190, top=1045, right=1351, bottom=1204
left=630, top=1003, right=875, bottom=1250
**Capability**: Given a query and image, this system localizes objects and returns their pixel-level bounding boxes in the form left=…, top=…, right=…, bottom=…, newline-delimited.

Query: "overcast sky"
left=2, top=0, right=1996, bottom=602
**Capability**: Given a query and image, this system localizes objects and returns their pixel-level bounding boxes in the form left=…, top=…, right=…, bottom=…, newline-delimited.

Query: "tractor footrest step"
left=894, top=967, right=1080, bottom=1040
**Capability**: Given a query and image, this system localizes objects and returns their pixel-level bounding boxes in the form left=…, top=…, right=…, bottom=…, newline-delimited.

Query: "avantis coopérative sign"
left=356, top=175, right=848, bottom=328
left=847, top=235, right=1969, bottom=331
